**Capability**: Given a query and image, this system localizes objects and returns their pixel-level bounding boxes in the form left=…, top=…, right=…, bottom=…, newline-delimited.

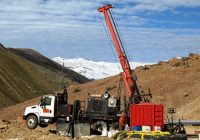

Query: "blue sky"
left=0, top=0, right=200, bottom=63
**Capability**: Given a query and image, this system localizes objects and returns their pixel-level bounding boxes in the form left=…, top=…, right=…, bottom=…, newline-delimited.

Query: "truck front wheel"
left=26, top=115, right=38, bottom=129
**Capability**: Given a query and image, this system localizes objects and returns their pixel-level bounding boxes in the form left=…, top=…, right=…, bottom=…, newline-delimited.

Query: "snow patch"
left=53, top=57, right=150, bottom=79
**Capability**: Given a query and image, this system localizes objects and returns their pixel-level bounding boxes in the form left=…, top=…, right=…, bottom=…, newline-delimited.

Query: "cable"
left=111, top=9, right=133, bottom=64
left=117, top=76, right=128, bottom=109
left=98, top=12, right=108, bottom=59
left=118, top=77, right=123, bottom=96
left=98, top=12, right=121, bottom=71
left=110, top=9, right=134, bottom=69
left=108, top=10, right=132, bottom=72
left=58, top=58, right=64, bottom=91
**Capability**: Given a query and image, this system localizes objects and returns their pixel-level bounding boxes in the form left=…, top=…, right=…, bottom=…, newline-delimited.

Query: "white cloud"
left=0, top=0, right=199, bottom=62
left=110, top=0, right=200, bottom=14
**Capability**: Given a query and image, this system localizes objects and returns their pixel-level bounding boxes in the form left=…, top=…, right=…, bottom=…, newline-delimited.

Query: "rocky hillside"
left=9, top=48, right=89, bottom=83
left=67, top=53, right=200, bottom=120
left=0, top=53, right=199, bottom=121
left=0, top=43, right=89, bottom=108
left=136, top=54, right=200, bottom=120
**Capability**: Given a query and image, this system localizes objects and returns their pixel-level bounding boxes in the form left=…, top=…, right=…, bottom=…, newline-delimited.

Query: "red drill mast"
left=98, top=5, right=164, bottom=131
left=98, top=4, right=142, bottom=104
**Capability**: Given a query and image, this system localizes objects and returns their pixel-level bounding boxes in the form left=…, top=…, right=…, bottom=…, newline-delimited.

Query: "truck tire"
left=26, top=115, right=38, bottom=129
left=39, top=123, right=48, bottom=128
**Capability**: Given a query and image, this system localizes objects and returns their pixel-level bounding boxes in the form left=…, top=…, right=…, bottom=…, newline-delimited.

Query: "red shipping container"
left=130, top=103, right=164, bottom=130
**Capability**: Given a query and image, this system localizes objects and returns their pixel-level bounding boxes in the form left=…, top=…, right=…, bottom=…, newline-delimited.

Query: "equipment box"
left=130, top=103, right=163, bottom=130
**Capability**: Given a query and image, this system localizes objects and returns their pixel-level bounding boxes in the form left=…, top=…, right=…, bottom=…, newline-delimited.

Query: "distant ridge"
left=0, top=43, right=90, bottom=108
left=9, top=48, right=90, bottom=84
left=0, top=43, right=6, bottom=49
left=53, top=57, right=150, bottom=79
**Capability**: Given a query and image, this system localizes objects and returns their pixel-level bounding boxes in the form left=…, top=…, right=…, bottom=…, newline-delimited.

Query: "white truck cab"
left=23, top=95, right=56, bottom=129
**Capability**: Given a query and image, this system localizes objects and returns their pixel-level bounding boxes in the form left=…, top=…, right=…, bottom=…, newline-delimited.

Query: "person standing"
left=63, top=89, right=68, bottom=104
left=119, top=112, right=126, bottom=130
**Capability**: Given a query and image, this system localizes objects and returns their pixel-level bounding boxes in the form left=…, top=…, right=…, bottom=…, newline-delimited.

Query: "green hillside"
left=9, top=48, right=89, bottom=84
left=0, top=43, right=89, bottom=108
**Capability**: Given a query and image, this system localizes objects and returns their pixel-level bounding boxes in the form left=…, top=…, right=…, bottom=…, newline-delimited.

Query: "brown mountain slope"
left=135, top=54, right=200, bottom=120
left=0, top=43, right=89, bottom=109
left=0, top=54, right=199, bottom=121
left=0, top=44, right=55, bottom=108
left=8, top=48, right=90, bottom=84
left=68, top=54, right=200, bottom=120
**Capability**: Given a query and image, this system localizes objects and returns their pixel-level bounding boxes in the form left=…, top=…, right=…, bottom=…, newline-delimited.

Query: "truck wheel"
left=39, top=124, right=48, bottom=128
left=26, top=115, right=38, bottom=129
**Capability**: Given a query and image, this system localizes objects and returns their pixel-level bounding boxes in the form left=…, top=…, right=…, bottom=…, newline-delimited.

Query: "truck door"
left=39, top=96, right=55, bottom=118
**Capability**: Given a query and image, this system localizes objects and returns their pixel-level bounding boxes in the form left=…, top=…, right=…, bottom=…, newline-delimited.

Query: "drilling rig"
left=98, top=4, right=164, bottom=131
left=23, top=3, right=162, bottom=134
left=98, top=4, right=188, bottom=139
left=23, top=4, right=189, bottom=139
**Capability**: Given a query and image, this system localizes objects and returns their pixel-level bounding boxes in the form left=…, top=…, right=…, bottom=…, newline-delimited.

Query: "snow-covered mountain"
left=53, top=57, right=150, bottom=79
